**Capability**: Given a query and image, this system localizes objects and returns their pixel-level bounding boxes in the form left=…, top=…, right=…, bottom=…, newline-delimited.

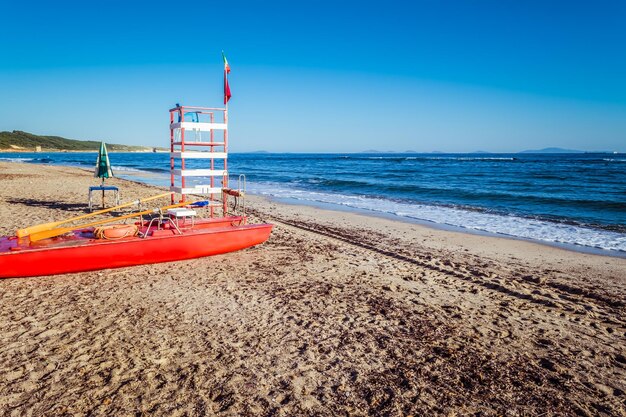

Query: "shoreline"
left=244, top=192, right=626, bottom=280
left=265, top=195, right=626, bottom=259
left=1, top=161, right=625, bottom=415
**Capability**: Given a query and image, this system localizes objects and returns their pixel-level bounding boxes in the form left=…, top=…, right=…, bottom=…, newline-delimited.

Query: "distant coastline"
left=0, top=130, right=166, bottom=153
left=0, top=148, right=165, bottom=153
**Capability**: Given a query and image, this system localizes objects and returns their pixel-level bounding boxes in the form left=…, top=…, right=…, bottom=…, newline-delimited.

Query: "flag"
left=222, top=51, right=231, bottom=73
left=224, top=72, right=231, bottom=104
left=222, top=51, right=232, bottom=104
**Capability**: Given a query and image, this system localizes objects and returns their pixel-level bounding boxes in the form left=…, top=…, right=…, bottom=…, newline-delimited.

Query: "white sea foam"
left=420, top=156, right=516, bottom=161
left=455, top=157, right=515, bottom=161
left=0, top=157, right=34, bottom=162
left=363, top=156, right=515, bottom=161
left=111, top=165, right=147, bottom=173
left=247, top=182, right=626, bottom=252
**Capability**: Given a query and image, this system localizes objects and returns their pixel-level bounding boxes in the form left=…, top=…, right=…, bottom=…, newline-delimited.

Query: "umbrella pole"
left=102, top=178, right=105, bottom=209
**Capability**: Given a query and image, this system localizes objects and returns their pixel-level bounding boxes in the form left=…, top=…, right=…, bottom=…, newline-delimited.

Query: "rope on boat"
left=93, top=224, right=139, bottom=240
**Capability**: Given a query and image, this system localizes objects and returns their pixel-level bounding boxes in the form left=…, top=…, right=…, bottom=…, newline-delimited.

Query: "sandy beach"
left=1, top=161, right=625, bottom=416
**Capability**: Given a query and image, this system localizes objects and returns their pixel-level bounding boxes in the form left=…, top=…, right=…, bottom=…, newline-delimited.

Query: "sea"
left=1, top=152, right=625, bottom=256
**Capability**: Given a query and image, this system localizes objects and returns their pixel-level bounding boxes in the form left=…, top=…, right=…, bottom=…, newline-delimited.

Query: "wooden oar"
left=28, top=201, right=191, bottom=242
left=16, top=192, right=173, bottom=238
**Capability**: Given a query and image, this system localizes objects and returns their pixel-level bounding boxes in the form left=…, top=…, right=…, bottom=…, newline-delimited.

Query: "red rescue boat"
left=0, top=216, right=272, bottom=278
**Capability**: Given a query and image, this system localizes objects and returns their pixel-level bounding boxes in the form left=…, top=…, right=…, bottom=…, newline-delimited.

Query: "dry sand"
left=0, top=161, right=625, bottom=416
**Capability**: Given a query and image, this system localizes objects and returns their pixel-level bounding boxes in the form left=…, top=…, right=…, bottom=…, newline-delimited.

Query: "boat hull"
left=0, top=220, right=272, bottom=278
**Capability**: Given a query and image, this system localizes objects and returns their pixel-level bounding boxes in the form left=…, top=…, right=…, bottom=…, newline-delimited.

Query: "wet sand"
left=1, top=162, right=625, bottom=416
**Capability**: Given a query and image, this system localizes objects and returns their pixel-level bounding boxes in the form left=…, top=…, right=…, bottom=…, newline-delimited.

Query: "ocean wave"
left=603, top=158, right=626, bottom=162
left=142, top=167, right=170, bottom=173
left=247, top=182, right=626, bottom=252
left=344, top=156, right=517, bottom=162
left=0, top=157, right=34, bottom=162
left=110, top=166, right=172, bottom=177
left=111, top=165, right=144, bottom=172
left=405, top=156, right=516, bottom=161
left=364, top=156, right=408, bottom=161
left=454, top=157, right=516, bottom=161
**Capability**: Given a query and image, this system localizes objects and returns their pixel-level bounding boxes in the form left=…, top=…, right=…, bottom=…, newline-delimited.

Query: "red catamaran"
left=0, top=215, right=272, bottom=278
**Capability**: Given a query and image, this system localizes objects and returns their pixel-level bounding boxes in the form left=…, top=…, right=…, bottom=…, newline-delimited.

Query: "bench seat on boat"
left=167, top=207, right=197, bottom=227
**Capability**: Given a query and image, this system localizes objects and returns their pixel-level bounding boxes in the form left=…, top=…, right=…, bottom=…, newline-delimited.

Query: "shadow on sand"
left=7, top=198, right=124, bottom=216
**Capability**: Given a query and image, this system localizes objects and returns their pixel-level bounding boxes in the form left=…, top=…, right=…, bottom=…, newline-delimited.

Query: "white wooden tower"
left=169, top=105, right=229, bottom=216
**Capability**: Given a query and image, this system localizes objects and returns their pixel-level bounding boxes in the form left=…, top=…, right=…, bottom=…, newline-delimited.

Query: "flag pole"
left=222, top=51, right=230, bottom=216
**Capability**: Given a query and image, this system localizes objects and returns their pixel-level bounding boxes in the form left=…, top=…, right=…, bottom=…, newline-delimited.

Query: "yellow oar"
left=16, top=192, right=173, bottom=238
left=28, top=201, right=190, bottom=242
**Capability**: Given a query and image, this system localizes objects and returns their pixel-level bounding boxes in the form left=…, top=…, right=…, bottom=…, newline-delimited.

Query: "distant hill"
left=519, top=147, right=585, bottom=154
left=0, top=130, right=158, bottom=152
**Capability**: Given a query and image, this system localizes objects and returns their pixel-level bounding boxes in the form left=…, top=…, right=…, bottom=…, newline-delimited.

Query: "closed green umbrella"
left=94, top=141, right=113, bottom=184
left=94, top=142, right=114, bottom=209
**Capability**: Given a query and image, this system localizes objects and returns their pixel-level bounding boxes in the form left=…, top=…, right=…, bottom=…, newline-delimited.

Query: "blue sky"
left=1, top=0, right=625, bottom=152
